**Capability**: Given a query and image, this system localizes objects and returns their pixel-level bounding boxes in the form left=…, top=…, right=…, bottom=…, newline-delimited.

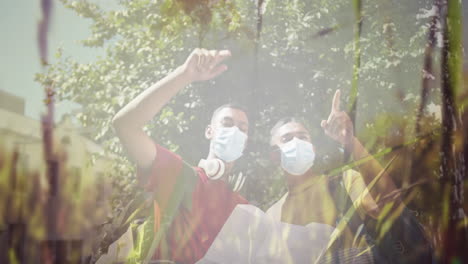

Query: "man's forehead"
left=276, top=122, right=309, bottom=136
left=214, top=107, right=249, bottom=124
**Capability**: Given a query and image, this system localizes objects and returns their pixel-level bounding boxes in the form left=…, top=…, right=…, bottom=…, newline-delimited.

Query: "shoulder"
left=343, top=169, right=361, bottom=180
left=342, top=169, right=379, bottom=218
left=342, top=169, right=362, bottom=190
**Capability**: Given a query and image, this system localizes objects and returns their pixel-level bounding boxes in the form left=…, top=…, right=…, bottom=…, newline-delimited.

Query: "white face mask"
left=280, top=137, right=316, bottom=176
left=211, top=126, right=247, bottom=162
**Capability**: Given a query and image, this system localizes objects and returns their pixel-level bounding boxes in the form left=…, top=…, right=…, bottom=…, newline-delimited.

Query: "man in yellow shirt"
left=267, top=90, right=430, bottom=263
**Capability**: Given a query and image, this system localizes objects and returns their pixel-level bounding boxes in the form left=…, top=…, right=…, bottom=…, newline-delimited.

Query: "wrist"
left=173, top=65, right=193, bottom=85
left=342, top=136, right=357, bottom=150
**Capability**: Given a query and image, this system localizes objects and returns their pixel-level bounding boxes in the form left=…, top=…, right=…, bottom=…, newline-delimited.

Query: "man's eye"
left=282, top=135, right=293, bottom=143
left=222, top=121, right=234, bottom=127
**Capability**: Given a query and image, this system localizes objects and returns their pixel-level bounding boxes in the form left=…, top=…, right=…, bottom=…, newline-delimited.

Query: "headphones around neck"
left=198, top=158, right=225, bottom=180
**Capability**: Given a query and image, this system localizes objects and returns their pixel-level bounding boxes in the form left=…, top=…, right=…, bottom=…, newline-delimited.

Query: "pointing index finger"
left=331, top=89, right=341, bottom=113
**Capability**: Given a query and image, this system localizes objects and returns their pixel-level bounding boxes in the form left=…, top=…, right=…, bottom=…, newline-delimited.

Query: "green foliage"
left=126, top=213, right=155, bottom=264
left=0, top=135, right=112, bottom=263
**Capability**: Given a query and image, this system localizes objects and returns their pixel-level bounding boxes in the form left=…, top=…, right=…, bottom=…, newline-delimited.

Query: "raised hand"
left=320, top=90, right=354, bottom=146
left=182, top=48, right=231, bottom=83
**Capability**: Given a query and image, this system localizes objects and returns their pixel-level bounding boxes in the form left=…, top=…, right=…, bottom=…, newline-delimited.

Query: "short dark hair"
left=270, top=117, right=307, bottom=144
left=211, top=103, right=248, bottom=123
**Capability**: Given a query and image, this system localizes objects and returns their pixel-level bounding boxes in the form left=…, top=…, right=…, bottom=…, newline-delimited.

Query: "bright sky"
left=0, top=0, right=117, bottom=121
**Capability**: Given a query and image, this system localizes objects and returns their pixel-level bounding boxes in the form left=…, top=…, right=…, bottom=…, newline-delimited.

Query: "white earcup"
left=198, top=158, right=225, bottom=180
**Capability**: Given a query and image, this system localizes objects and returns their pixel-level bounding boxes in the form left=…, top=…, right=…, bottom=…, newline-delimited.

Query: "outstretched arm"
left=112, top=49, right=231, bottom=171
left=321, top=90, right=398, bottom=214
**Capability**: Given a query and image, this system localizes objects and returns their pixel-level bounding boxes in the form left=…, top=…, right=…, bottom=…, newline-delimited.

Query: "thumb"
left=321, top=120, right=327, bottom=128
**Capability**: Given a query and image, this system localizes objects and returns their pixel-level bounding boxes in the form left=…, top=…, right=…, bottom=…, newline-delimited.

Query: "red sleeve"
left=136, top=143, right=184, bottom=207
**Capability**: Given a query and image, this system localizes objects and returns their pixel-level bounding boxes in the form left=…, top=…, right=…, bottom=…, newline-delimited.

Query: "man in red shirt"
left=112, top=48, right=249, bottom=263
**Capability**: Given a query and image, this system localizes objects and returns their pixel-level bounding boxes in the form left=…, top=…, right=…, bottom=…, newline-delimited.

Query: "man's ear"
left=205, top=124, right=213, bottom=140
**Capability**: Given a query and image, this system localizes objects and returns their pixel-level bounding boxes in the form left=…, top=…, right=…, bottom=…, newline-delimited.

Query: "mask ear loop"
left=198, top=158, right=225, bottom=180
